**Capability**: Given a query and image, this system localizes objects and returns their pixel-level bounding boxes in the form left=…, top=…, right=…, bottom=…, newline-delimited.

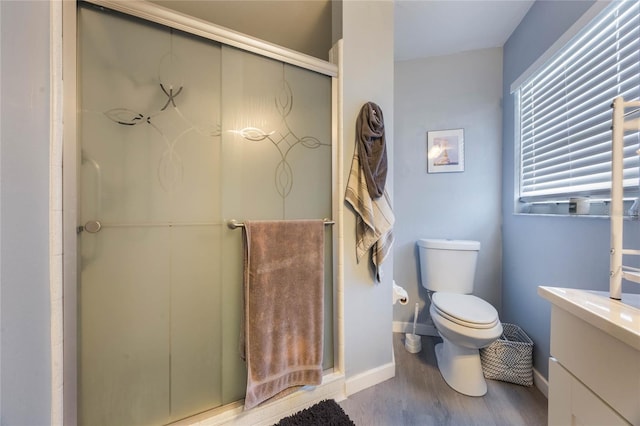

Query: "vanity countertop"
left=538, top=286, right=640, bottom=351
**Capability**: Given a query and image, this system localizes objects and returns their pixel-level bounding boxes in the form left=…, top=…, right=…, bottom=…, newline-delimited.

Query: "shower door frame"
left=61, top=1, right=344, bottom=424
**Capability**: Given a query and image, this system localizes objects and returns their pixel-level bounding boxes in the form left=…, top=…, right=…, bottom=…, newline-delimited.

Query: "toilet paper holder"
left=393, top=281, right=408, bottom=305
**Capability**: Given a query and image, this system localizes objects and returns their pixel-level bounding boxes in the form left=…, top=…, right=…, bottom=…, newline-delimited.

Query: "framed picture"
left=427, top=128, right=464, bottom=173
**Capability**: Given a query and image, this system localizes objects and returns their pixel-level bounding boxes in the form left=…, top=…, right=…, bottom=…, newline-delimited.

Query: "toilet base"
left=434, top=339, right=488, bottom=397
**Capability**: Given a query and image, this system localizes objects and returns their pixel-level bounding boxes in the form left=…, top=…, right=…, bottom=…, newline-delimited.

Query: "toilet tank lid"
left=417, top=239, right=480, bottom=251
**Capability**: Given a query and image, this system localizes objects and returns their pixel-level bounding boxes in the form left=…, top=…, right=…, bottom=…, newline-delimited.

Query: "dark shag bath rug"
left=273, top=399, right=355, bottom=426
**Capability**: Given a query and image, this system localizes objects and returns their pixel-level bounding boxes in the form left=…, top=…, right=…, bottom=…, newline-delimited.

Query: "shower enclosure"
left=71, top=3, right=335, bottom=424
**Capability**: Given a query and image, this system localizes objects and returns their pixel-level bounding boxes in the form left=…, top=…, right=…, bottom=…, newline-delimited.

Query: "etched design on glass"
left=232, top=72, right=330, bottom=202
left=104, top=33, right=221, bottom=192
left=159, top=83, right=183, bottom=111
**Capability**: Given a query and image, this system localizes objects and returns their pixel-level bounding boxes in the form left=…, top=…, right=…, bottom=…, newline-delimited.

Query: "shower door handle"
left=82, top=220, right=102, bottom=234
left=81, top=151, right=103, bottom=228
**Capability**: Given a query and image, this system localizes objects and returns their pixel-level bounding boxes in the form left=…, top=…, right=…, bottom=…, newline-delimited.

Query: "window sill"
left=514, top=212, right=640, bottom=221
left=516, top=198, right=639, bottom=217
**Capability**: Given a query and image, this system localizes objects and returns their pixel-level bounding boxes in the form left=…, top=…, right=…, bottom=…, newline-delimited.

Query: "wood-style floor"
left=339, top=333, right=548, bottom=426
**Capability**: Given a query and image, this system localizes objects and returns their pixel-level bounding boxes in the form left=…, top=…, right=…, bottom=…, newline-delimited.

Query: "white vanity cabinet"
left=539, top=287, right=640, bottom=426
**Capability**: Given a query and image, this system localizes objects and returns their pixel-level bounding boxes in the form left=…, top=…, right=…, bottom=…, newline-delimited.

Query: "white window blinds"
left=518, top=0, right=640, bottom=202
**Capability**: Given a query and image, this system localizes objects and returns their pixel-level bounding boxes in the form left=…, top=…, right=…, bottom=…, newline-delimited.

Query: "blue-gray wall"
left=341, top=0, right=395, bottom=386
left=394, top=48, right=503, bottom=328
left=0, top=1, right=52, bottom=424
left=502, top=0, right=640, bottom=379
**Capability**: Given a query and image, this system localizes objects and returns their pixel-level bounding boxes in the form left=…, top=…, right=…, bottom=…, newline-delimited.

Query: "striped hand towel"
left=345, top=149, right=394, bottom=282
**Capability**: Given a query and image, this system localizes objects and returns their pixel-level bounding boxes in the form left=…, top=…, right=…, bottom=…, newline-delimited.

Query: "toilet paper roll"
left=392, top=281, right=409, bottom=305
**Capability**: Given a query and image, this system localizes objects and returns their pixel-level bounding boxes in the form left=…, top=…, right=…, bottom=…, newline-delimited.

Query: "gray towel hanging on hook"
left=356, top=102, right=387, bottom=199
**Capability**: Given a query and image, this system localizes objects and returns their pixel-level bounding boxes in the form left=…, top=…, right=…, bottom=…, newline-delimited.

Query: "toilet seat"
left=431, top=292, right=499, bottom=329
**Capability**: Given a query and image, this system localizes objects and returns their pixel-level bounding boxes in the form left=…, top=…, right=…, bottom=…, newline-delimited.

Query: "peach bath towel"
left=241, top=220, right=325, bottom=409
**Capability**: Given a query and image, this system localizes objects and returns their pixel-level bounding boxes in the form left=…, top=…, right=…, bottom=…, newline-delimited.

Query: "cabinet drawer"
left=550, top=307, right=640, bottom=424
left=549, top=359, right=629, bottom=426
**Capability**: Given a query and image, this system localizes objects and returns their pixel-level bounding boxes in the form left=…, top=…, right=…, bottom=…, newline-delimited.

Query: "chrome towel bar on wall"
left=227, top=219, right=335, bottom=229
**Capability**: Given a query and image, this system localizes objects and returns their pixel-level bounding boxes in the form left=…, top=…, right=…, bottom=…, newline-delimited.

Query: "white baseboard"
left=392, top=320, right=438, bottom=336
left=345, top=361, right=396, bottom=396
left=533, top=367, right=548, bottom=398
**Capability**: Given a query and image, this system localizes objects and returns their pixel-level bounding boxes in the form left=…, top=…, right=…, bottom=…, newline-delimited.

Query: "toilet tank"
left=417, top=239, right=480, bottom=294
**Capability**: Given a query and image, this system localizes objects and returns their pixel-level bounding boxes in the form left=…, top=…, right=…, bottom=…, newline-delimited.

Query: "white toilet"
left=417, top=238, right=502, bottom=397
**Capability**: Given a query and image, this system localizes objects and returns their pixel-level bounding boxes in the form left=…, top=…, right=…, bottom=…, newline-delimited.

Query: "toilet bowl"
left=417, top=238, right=502, bottom=397
left=430, top=292, right=502, bottom=396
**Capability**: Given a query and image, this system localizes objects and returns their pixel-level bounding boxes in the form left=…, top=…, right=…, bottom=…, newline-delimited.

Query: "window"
left=515, top=0, right=640, bottom=212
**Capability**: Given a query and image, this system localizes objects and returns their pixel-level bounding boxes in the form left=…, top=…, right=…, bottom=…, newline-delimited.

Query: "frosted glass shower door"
left=76, top=3, right=333, bottom=425
left=78, top=5, right=225, bottom=425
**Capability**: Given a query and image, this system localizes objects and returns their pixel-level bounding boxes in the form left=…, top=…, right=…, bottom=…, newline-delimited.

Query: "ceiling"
left=395, top=0, right=535, bottom=61
left=153, top=1, right=535, bottom=62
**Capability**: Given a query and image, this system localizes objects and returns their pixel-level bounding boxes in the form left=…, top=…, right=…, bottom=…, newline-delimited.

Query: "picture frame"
left=427, top=128, right=464, bottom=173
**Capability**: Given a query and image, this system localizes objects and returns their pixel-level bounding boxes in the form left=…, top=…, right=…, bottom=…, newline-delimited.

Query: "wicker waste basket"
left=480, top=323, right=533, bottom=386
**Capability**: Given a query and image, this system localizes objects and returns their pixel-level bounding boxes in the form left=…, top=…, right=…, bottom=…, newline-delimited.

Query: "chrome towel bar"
left=227, top=219, right=335, bottom=229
